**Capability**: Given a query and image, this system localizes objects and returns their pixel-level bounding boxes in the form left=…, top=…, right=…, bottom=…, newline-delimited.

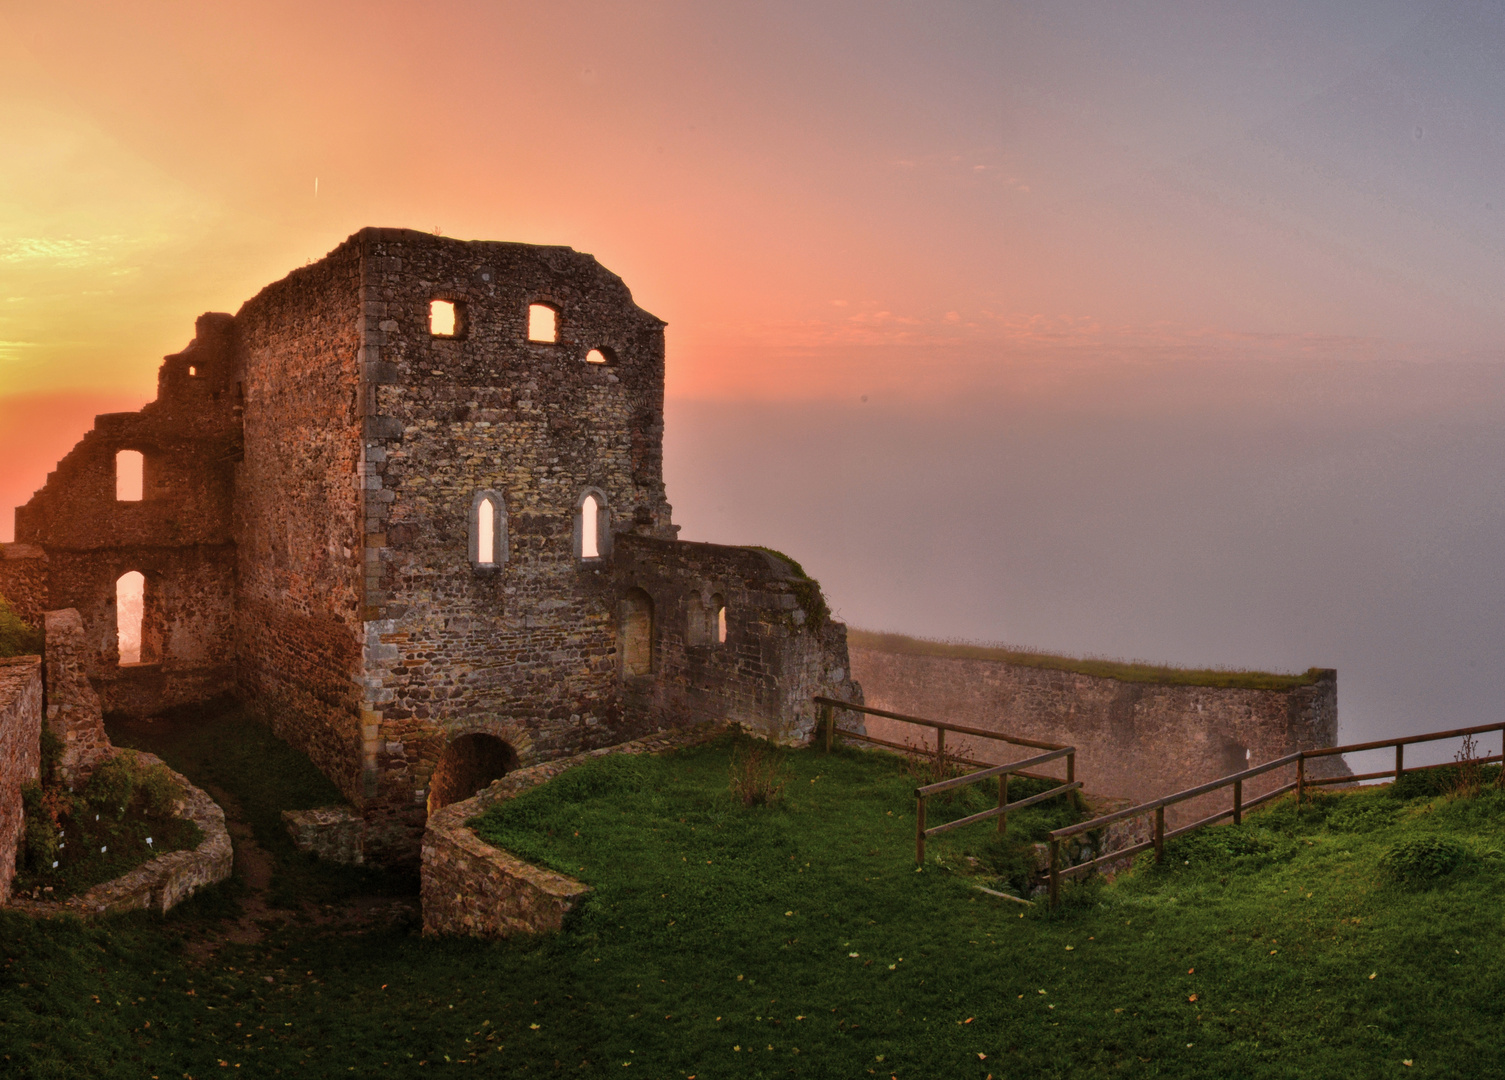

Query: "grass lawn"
left=3, top=706, right=1505, bottom=1078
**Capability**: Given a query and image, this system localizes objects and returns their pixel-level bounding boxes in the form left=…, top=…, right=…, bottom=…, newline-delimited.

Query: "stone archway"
left=427, top=732, right=520, bottom=814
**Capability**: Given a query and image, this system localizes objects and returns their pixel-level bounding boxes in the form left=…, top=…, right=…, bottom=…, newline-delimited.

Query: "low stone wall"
left=421, top=724, right=721, bottom=937
left=42, top=609, right=112, bottom=786
left=283, top=805, right=365, bottom=865
left=0, top=656, right=43, bottom=905
left=849, top=643, right=1347, bottom=828
left=5, top=751, right=233, bottom=916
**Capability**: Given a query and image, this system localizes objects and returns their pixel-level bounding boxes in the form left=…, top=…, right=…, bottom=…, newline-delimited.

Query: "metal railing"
left=1044, top=720, right=1505, bottom=907
left=812, top=697, right=1080, bottom=863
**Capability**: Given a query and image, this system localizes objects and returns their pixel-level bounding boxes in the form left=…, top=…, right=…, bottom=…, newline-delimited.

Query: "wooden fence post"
left=822, top=701, right=834, bottom=753
left=1233, top=779, right=1242, bottom=826
left=1154, top=806, right=1165, bottom=864
left=1296, top=754, right=1305, bottom=810
left=1067, top=751, right=1075, bottom=786
left=1049, top=839, right=1060, bottom=908
left=915, top=794, right=926, bottom=866
left=935, top=727, right=946, bottom=771
left=1396, top=743, right=1404, bottom=783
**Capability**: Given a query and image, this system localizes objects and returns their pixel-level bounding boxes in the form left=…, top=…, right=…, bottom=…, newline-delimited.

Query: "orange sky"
left=2, top=2, right=1502, bottom=539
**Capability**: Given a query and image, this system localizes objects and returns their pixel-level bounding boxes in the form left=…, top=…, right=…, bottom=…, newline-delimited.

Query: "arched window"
left=585, top=348, right=611, bottom=365
left=427, top=733, right=519, bottom=813
left=576, top=489, right=608, bottom=560
left=711, top=593, right=727, bottom=644
left=528, top=303, right=558, bottom=343
left=116, top=570, right=155, bottom=665
left=469, top=491, right=508, bottom=569
left=621, top=588, right=654, bottom=677
left=116, top=450, right=144, bottom=502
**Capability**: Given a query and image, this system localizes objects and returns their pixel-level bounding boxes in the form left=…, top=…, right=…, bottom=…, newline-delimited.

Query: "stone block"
left=282, top=805, right=365, bottom=865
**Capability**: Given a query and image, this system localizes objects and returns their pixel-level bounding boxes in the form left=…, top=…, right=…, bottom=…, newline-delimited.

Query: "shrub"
left=0, top=593, right=42, bottom=658
left=20, top=784, right=57, bottom=873
left=85, top=752, right=182, bottom=819
left=1380, top=837, right=1469, bottom=884
left=729, top=741, right=788, bottom=807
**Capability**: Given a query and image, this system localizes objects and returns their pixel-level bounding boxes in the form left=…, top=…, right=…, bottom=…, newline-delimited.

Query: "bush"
left=84, top=752, right=183, bottom=820
left=0, top=593, right=42, bottom=658
left=20, top=784, right=57, bottom=873
left=1380, top=837, right=1469, bottom=884
left=729, top=741, right=788, bottom=807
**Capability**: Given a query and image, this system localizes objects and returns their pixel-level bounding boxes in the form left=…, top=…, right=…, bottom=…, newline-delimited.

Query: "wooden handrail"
left=1043, top=721, right=1505, bottom=907
left=916, top=746, right=1073, bottom=796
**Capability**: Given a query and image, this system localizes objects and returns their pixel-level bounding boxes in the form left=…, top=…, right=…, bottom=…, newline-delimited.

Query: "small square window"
left=528, top=304, right=558, bottom=343
left=430, top=299, right=458, bottom=337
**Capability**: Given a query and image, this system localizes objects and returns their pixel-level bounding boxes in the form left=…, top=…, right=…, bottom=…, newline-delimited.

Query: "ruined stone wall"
left=231, top=242, right=367, bottom=802
left=0, top=656, right=42, bottom=904
left=612, top=537, right=860, bottom=743
left=42, top=609, right=112, bottom=786
left=0, top=544, right=49, bottom=625
left=848, top=645, right=1340, bottom=826
left=13, top=316, right=240, bottom=715
left=350, top=231, right=679, bottom=859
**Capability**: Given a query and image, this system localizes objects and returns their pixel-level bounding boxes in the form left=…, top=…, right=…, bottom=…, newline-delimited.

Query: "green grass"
left=850, top=628, right=1330, bottom=690
left=4, top=705, right=1505, bottom=1078
left=0, top=592, right=42, bottom=658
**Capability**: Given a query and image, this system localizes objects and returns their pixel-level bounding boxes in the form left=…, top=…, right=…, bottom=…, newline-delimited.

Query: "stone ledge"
left=5, top=751, right=233, bottom=918
left=420, top=723, right=723, bottom=938
left=282, top=805, right=364, bottom=865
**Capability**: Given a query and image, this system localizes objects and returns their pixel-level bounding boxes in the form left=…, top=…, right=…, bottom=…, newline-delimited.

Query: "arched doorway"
left=427, top=733, right=520, bottom=814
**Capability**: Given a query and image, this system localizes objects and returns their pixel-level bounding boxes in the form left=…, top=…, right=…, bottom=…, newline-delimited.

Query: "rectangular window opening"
left=430, top=299, right=458, bottom=337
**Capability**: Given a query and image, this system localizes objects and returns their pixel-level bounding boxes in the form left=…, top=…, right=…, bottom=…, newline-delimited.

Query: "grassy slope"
left=3, top=709, right=1504, bottom=1078
left=849, top=628, right=1327, bottom=690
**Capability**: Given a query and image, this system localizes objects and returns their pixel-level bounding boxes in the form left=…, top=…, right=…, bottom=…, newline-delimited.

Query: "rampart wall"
left=848, top=642, right=1343, bottom=826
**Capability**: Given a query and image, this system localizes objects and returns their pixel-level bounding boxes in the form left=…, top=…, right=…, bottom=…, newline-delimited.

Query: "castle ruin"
left=3, top=228, right=859, bottom=864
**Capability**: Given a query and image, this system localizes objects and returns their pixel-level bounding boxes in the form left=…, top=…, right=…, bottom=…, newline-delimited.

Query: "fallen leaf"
left=1188, top=995, right=1198, bottom=1003
left=1369, top=973, right=1377, bottom=980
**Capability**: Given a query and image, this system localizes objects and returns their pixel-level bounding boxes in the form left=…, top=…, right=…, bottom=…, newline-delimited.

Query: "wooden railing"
left=812, top=697, right=1080, bottom=863
left=1044, top=720, right=1505, bottom=907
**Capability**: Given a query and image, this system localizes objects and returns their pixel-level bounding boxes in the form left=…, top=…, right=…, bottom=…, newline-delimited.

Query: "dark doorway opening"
left=428, top=733, right=519, bottom=814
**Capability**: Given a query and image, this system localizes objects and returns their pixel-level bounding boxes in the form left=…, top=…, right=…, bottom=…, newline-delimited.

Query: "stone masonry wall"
left=0, top=656, right=42, bottom=904
left=0, top=544, right=48, bottom=625
left=42, top=609, right=112, bottom=786
left=352, top=230, right=680, bottom=861
left=232, top=241, right=368, bottom=804
left=849, top=645, right=1342, bottom=827
left=613, top=537, right=861, bottom=743
left=14, top=315, right=240, bottom=716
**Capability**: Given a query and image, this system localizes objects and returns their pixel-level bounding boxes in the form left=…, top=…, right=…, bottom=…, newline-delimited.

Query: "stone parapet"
left=0, top=656, right=43, bottom=904
left=421, top=724, right=721, bottom=937
left=5, top=751, right=232, bottom=916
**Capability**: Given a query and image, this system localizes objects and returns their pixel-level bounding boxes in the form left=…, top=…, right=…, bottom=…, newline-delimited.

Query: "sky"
left=2, top=1, right=1503, bottom=752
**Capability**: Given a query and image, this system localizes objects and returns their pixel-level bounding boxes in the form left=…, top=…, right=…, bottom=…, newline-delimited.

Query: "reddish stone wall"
left=613, top=537, right=860, bottom=743
left=0, top=656, right=42, bottom=904
left=848, top=645, right=1342, bottom=826
left=0, top=544, right=48, bottom=625
left=231, top=241, right=367, bottom=801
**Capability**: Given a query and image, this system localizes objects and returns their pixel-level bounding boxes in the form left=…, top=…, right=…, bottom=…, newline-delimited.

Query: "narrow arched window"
left=528, top=303, right=558, bottom=343
left=469, top=491, right=508, bottom=569
left=585, top=348, right=610, bottom=365
left=116, top=450, right=143, bottom=502
left=117, top=571, right=145, bottom=665
left=477, top=498, right=495, bottom=564
left=581, top=494, right=599, bottom=558
left=621, top=588, right=654, bottom=677
left=712, top=594, right=727, bottom=644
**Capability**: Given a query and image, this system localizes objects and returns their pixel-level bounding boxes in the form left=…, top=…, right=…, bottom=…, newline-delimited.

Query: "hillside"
left=2, top=704, right=1500, bottom=1077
